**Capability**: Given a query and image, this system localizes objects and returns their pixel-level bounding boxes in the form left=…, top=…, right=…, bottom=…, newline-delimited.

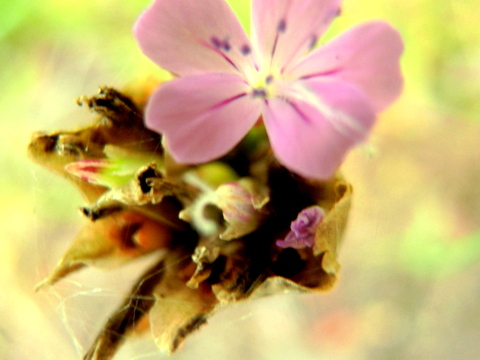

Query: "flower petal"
left=134, top=0, right=256, bottom=77
left=145, top=73, right=261, bottom=163
left=276, top=231, right=314, bottom=249
left=263, top=79, right=376, bottom=179
left=289, top=21, right=404, bottom=112
left=290, top=206, right=324, bottom=238
left=251, top=0, right=341, bottom=71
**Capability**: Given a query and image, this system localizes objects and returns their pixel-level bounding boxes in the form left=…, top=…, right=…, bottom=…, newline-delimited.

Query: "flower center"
left=252, top=88, right=268, bottom=98
left=250, top=70, right=280, bottom=99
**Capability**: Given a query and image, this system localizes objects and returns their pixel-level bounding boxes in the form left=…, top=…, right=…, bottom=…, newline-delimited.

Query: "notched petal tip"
left=133, top=0, right=254, bottom=77
left=252, top=0, right=342, bottom=70
left=291, top=20, right=405, bottom=113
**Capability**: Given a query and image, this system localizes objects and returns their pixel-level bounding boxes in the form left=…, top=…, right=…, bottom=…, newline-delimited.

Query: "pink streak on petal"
left=289, top=21, right=404, bottom=112
left=251, top=0, right=341, bottom=70
left=65, top=159, right=112, bottom=183
left=134, top=0, right=255, bottom=77
left=145, top=73, right=261, bottom=164
left=262, top=80, right=376, bottom=179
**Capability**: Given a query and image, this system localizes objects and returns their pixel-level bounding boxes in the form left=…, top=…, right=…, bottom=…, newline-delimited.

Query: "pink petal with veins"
left=262, top=79, right=376, bottom=179
left=145, top=73, right=261, bottom=163
left=289, top=21, right=404, bottom=112
left=134, top=0, right=256, bottom=77
left=251, top=0, right=341, bottom=70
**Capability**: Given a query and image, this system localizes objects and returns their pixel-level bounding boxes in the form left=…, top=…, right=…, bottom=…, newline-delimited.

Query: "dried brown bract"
left=29, top=84, right=352, bottom=360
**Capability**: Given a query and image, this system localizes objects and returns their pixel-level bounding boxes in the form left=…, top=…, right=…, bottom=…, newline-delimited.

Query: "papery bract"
left=134, top=0, right=403, bottom=179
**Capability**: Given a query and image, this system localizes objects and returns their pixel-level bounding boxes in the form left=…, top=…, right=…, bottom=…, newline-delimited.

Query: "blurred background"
left=1, top=0, right=479, bottom=359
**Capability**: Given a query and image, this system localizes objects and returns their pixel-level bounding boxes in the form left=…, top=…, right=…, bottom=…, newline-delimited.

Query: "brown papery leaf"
left=35, top=210, right=173, bottom=290
left=30, top=86, right=353, bottom=360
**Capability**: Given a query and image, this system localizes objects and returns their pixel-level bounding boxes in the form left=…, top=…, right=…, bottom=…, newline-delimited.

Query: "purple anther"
left=222, top=40, right=231, bottom=52
left=210, top=36, right=223, bottom=49
left=308, top=34, right=318, bottom=50
left=277, top=19, right=287, bottom=33
left=252, top=88, right=267, bottom=98
left=240, top=44, right=251, bottom=56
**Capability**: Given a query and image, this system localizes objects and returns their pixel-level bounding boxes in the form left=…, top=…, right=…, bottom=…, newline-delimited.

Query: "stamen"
left=222, top=39, right=231, bottom=52
left=252, top=88, right=267, bottom=98
left=203, top=37, right=240, bottom=72
left=308, top=34, right=318, bottom=50
left=270, top=19, right=287, bottom=62
left=210, top=36, right=231, bottom=52
left=265, top=75, right=274, bottom=84
left=240, top=44, right=251, bottom=56
left=325, top=7, right=342, bottom=24
left=210, top=36, right=222, bottom=49
left=271, top=33, right=279, bottom=59
left=277, top=19, right=287, bottom=33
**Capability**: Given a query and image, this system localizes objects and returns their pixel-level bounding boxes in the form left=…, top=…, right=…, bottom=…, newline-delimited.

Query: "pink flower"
left=276, top=206, right=324, bottom=249
left=134, top=0, right=403, bottom=179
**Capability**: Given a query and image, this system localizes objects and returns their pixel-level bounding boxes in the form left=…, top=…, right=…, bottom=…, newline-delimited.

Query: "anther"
left=277, top=19, right=287, bottom=33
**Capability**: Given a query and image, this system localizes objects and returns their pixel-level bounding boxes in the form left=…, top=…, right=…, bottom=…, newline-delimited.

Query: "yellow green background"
left=1, top=0, right=479, bottom=359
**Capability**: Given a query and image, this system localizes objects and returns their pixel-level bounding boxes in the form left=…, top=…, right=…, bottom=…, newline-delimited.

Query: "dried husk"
left=29, top=86, right=352, bottom=360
